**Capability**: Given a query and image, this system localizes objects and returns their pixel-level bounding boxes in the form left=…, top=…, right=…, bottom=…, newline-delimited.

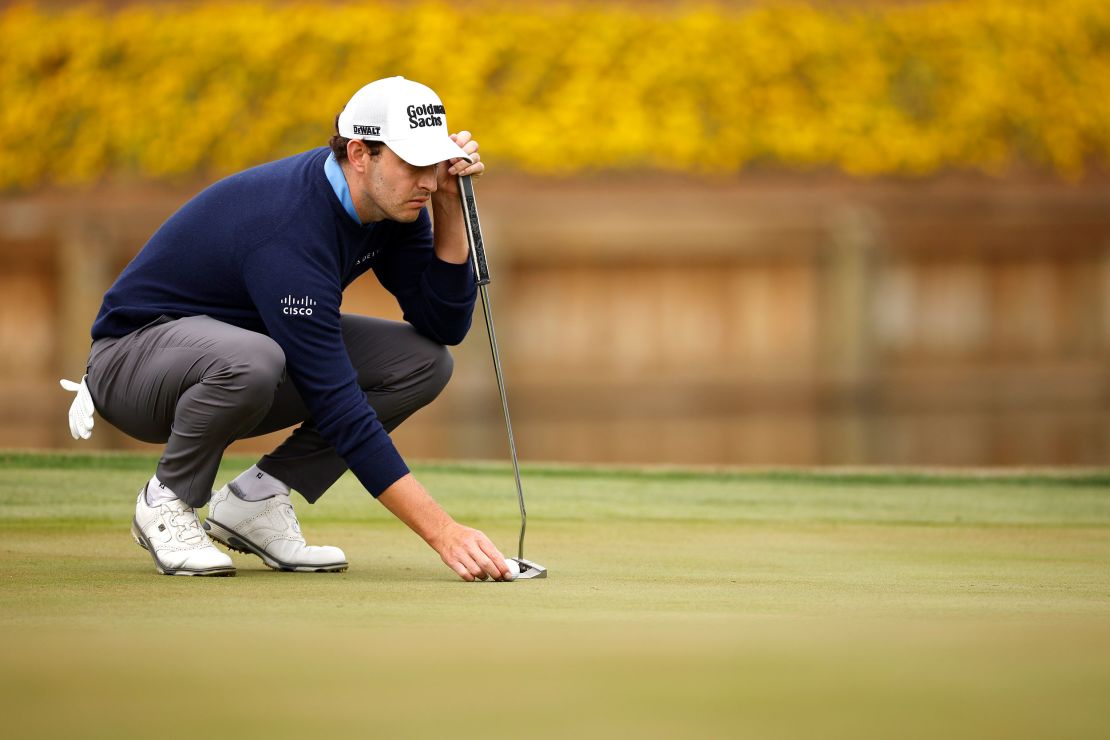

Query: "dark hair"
left=329, top=113, right=383, bottom=162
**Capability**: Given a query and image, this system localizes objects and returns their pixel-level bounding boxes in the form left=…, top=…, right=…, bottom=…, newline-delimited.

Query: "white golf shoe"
left=131, top=487, right=236, bottom=576
left=203, top=485, right=348, bottom=573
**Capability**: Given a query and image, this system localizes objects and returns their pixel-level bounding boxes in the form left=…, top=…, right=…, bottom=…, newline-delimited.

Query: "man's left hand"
left=437, top=131, right=483, bottom=195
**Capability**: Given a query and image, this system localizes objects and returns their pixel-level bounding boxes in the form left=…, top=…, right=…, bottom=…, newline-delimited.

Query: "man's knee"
left=409, top=341, right=453, bottom=405
left=421, top=343, right=452, bottom=399
left=224, top=333, right=286, bottom=407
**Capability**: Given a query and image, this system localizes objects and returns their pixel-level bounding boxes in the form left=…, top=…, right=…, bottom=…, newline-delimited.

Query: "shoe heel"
left=204, top=519, right=237, bottom=551
left=130, top=520, right=148, bottom=551
left=208, top=523, right=252, bottom=556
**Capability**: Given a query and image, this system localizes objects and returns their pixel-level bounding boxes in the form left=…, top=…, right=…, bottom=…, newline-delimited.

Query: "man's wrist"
left=424, top=519, right=457, bottom=552
left=431, top=191, right=462, bottom=218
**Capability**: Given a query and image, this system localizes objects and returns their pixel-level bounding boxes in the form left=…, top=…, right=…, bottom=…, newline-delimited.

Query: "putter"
left=457, top=174, right=547, bottom=580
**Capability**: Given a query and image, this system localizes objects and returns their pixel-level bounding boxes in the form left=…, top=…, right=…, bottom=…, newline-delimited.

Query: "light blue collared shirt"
left=324, top=152, right=362, bottom=224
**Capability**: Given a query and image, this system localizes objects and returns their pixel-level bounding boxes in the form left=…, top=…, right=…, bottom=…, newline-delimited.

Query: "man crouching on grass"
left=59, top=77, right=514, bottom=582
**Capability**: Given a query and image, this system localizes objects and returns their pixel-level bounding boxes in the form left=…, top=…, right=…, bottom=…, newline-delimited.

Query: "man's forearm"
left=377, top=473, right=455, bottom=547
left=430, top=195, right=468, bottom=265
left=376, top=472, right=511, bottom=582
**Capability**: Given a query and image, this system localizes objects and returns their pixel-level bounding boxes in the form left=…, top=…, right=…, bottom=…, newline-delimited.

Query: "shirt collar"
left=324, top=152, right=362, bottom=224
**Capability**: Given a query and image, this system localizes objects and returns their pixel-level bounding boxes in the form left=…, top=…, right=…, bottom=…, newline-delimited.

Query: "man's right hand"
left=428, top=520, right=510, bottom=582
left=377, top=473, right=512, bottom=581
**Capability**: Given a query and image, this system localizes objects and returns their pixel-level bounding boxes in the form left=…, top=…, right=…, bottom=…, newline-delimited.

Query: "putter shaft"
left=458, top=176, right=529, bottom=562
left=476, top=283, right=527, bottom=559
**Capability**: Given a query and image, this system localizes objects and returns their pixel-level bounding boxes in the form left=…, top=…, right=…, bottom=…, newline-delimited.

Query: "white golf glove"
left=59, top=375, right=96, bottom=440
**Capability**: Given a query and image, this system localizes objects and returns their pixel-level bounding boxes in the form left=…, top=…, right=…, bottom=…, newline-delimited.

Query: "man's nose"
left=418, top=165, right=438, bottom=192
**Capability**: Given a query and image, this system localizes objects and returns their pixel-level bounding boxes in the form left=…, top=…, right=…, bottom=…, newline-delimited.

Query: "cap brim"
left=387, top=136, right=473, bottom=167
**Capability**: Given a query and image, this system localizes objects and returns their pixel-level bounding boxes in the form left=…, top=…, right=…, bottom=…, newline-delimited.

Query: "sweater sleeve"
left=372, top=209, right=478, bottom=346
left=241, top=242, right=409, bottom=497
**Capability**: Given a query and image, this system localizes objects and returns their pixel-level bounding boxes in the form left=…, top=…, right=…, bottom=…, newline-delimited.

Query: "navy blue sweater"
left=91, top=147, right=477, bottom=496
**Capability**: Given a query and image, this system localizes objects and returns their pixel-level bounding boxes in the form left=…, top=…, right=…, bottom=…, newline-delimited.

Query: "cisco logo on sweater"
left=281, top=294, right=316, bottom=316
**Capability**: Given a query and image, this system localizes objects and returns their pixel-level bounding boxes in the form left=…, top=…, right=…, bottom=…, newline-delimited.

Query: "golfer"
left=60, top=76, right=514, bottom=581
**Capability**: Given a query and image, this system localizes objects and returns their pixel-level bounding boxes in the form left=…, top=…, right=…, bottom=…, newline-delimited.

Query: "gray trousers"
left=86, top=314, right=453, bottom=508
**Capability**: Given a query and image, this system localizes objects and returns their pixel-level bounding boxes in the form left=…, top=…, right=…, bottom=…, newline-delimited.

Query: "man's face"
left=350, top=143, right=438, bottom=223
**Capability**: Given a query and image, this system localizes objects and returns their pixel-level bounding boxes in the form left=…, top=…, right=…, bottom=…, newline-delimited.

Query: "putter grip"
left=458, top=175, right=491, bottom=286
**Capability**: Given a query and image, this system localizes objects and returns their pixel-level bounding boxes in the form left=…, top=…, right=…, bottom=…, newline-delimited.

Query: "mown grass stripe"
left=420, top=463, right=1110, bottom=489
left=3, top=450, right=1108, bottom=488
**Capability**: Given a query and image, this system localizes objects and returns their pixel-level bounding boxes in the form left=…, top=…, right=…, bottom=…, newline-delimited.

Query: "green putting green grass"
left=1, top=451, right=1108, bottom=739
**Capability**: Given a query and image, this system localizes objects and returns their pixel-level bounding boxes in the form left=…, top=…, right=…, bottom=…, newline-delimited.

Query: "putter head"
left=509, top=558, right=547, bottom=580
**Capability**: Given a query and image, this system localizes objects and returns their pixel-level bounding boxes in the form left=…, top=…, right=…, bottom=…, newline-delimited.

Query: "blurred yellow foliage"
left=1, top=0, right=1108, bottom=188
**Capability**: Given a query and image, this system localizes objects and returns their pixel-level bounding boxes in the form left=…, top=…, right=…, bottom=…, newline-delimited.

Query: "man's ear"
left=347, top=140, right=369, bottom=172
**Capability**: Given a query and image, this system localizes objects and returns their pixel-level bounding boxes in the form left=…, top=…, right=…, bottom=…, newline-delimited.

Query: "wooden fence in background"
left=1, top=174, right=1107, bottom=466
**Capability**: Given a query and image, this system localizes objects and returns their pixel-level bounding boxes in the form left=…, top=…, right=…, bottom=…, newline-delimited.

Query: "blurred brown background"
left=1, top=0, right=1107, bottom=467
left=5, top=171, right=1107, bottom=466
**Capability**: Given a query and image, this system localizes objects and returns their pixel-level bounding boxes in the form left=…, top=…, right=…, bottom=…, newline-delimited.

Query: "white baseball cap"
left=337, top=77, right=472, bottom=167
